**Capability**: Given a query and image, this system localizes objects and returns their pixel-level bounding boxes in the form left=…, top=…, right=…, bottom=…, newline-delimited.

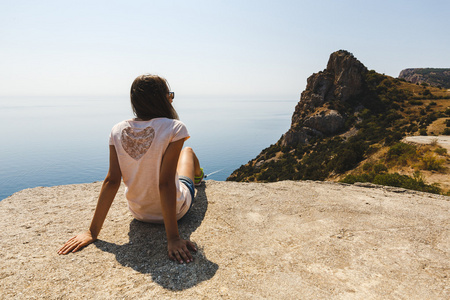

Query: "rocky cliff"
left=228, top=51, right=450, bottom=190
left=282, top=50, right=367, bottom=147
left=399, top=68, right=450, bottom=89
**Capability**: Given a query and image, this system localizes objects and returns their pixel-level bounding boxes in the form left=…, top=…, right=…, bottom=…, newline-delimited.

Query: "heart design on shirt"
left=121, top=126, right=155, bottom=160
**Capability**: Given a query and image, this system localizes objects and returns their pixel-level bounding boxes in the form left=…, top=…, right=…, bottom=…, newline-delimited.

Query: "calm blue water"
left=0, top=96, right=296, bottom=200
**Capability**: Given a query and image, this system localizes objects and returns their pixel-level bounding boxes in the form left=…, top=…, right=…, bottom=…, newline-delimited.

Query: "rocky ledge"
left=1, top=181, right=449, bottom=299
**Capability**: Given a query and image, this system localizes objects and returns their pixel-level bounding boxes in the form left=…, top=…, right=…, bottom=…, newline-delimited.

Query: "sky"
left=0, top=0, right=449, bottom=99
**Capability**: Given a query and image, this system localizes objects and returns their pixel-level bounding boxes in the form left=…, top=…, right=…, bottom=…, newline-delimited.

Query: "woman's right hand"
left=167, top=237, right=197, bottom=263
left=57, top=231, right=96, bottom=255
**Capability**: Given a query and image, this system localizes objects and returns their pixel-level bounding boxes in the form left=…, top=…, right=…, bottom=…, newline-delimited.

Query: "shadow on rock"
left=94, top=184, right=218, bottom=291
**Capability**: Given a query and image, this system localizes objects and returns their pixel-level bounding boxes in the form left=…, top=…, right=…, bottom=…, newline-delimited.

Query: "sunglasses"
left=168, top=92, right=175, bottom=99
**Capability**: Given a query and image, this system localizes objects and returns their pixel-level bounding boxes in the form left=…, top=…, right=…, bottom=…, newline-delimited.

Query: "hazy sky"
left=1, top=0, right=449, bottom=99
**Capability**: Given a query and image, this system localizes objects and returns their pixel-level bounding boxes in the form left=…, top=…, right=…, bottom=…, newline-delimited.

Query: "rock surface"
left=403, top=135, right=450, bottom=152
left=1, top=180, right=449, bottom=299
left=399, top=68, right=450, bottom=89
left=282, top=50, right=367, bottom=147
left=303, top=110, right=345, bottom=135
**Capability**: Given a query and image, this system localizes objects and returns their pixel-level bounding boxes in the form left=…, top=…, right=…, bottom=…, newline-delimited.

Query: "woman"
left=58, top=74, right=204, bottom=264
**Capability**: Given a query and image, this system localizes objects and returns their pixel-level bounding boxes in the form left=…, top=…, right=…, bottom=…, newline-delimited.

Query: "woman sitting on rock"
left=58, top=74, right=204, bottom=264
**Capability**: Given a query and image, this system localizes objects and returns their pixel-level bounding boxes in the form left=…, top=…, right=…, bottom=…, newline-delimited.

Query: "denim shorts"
left=179, top=176, right=195, bottom=210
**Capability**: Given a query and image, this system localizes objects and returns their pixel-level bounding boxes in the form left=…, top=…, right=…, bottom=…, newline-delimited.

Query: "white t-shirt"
left=109, top=118, right=191, bottom=223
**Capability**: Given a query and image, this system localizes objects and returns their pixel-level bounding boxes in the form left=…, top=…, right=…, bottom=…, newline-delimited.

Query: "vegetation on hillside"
left=341, top=142, right=447, bottom=194
left=228, top=71, right=450, bottom=195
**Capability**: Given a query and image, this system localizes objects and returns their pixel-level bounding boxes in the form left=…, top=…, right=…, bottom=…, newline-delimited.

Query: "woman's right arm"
left=58, top=145, right=122, bottom=254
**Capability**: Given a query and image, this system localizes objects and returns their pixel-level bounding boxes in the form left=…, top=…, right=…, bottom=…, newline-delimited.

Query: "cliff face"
left=399, top=68, right=450, bottom=89
left=227, top=50, right=450, bottom=187
left=282, top=50, right=367, bottom=147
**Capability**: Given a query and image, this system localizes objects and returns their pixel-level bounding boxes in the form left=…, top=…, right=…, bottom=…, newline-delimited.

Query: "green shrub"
left=359, top=162, right=387, bottom=174
left=362, top=162, right=373, bottom=171
left=386, top=143, right=418, bottom=165
left=421, top=154, right=446, bottom=171
left=341, top=171, right=441, bottom=194
left=423, top=89, right=431, bottom=96
left=340, top=173, right=372, bottom=184
left=372, top=172, right=441, bottom=194
left=434, top=147, right=447, bottom=155
left=373, top=164, right=388, bottom=174
left=372, top=173, right=403, bottom=187
left=409, top=100, right=423, bottom=106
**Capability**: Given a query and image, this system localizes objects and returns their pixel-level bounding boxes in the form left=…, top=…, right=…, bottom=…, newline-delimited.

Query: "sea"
left=0, top=96, right=297, bottom=200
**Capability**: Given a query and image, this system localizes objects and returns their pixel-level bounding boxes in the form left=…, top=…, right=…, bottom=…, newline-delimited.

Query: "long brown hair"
left=130, top=74, right=179, bottom=120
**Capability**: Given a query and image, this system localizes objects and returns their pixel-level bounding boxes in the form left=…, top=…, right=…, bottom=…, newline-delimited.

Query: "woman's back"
left=109, top=117, right=190, bottom=222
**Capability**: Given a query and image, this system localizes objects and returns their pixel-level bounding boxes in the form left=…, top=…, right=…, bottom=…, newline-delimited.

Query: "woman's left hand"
left=167, top=237, right=197, bottom=263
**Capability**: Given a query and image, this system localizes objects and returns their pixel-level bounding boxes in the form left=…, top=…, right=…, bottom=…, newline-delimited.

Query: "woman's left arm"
left=159, top=139, right=196, bottom=263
